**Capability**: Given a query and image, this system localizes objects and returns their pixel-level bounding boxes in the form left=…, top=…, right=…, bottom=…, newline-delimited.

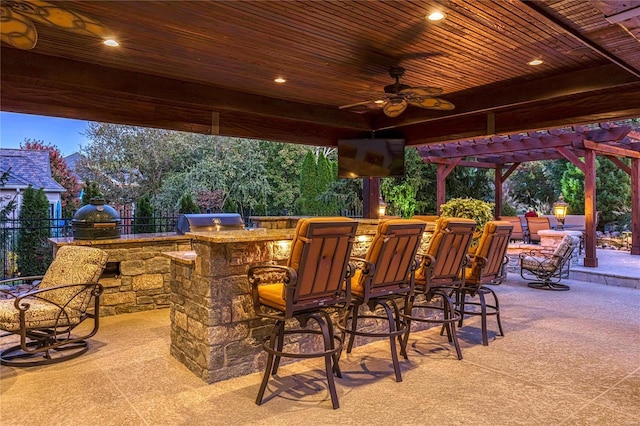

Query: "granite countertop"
left=187, top=228, right=297, bottom=243
left=49, top=232, right=190, bottom=246
left=162, top=250, right=197, bottom=264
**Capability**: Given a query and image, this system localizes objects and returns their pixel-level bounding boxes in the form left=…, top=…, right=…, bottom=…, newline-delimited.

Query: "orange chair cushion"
left=257, top=283, right=287, bottom=310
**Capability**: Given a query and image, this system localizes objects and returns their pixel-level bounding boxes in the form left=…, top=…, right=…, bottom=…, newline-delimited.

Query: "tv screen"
left=338, top=139, right=405, bottom=178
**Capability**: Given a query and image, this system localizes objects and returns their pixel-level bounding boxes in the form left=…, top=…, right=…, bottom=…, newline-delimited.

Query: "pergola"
left=1, top=1, right=639, bottom=263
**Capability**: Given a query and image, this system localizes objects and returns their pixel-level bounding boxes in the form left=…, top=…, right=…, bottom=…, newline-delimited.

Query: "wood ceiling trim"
left=373, top=64, right=639, bottom=131
left=0, top=49, right=371, bottom=131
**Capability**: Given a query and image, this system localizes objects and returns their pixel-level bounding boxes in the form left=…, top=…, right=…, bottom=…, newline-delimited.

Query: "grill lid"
left=72, top=197, right=121, bottom=225
left=176, top=213, right=244, bottom=234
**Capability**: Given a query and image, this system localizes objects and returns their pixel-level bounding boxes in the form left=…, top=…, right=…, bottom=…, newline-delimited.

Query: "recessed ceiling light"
left=374, top=99, right=385, bottom=105
left=427, top=11, right=445, bottom=21
left=103, top=39, right=119, bottom=47
left=274, top=77, right=286, bottom=83
left=528, top=59, right=544, bottom=66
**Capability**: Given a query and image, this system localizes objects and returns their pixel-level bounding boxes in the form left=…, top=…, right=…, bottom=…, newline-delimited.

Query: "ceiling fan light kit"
left=340, top=66, right=455, bottom=117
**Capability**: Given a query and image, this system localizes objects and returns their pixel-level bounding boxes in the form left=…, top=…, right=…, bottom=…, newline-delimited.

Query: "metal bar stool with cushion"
left=338, top=219, right=425, bottom=383
left=519, top=235, right=578, bottom=291
left=0, top=245, right=108, bottom=366
left=248, top=217, right=357, bottom=409
left=401, top=218, right=476, bottom=360
left=455, top=221, right=512, bottom=346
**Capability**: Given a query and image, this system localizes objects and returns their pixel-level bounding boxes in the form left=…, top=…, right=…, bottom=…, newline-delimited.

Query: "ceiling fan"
left=1, top=0, right=113, bottom=50
left=340, top=67, right=455, bottom=118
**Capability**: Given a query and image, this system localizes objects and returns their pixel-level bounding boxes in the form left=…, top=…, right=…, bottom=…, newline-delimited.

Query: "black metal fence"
left=0, top=214, right=178, bottom=279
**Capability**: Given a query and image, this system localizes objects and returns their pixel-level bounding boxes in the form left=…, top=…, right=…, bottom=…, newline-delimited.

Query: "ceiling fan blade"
left=402, top=86, right=444, bottom=97
left=11, top=0, right=114, bottom=38
left=383, top=99, right=407, bottom=117
left=0, top=5, right=37, bottom=49
left=409, top=97, right=456, bottom=111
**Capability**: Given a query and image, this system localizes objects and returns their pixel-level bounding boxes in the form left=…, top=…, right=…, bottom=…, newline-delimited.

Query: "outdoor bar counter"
left=164, top=220, right=381, bottom=384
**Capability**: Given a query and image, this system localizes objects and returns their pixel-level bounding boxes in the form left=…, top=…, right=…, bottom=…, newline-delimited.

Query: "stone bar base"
left=50, top=233, right=191, bottom=316
left=165, top=224, right=436, bottom=384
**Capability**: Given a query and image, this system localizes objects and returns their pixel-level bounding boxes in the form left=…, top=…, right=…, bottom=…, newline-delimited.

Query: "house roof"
left=0, top=149, right=66, bottom=192
left=1, top=1, right=639, bottom=148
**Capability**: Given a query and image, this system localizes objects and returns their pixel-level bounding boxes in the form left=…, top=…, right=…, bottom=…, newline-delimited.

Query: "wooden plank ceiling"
left=2, top=0, right=640, bottom=158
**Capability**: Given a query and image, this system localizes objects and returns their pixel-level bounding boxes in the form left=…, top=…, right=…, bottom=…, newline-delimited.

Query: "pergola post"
left=584, top=149, right=598, bottom=267
left=494, top=165, right=503, bottom=219
left=436, top=161, right=458, bottom=215
left=363, top=177, right=380, bottom=219
left=631, top=158, right=640, bottom=255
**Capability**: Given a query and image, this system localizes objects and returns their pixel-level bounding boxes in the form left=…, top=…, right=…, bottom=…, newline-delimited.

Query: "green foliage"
left=561, top=157, right=631, bottom=229
left=508, top=161, right=562, bottom=214
left=16, top=186, right=52, bottom=276
left=81, top=181, right=103, bottom=205
left=0, top=170, right=17, bottom=221
left=316, top=151, right=338, bottom=215
left=440, top=197, right=495, bottom=235
left=297, top=150, right=320, bottom=215
left=133, top=196, right=154, bottom=234
left=177, top=193, right=200, bottom=214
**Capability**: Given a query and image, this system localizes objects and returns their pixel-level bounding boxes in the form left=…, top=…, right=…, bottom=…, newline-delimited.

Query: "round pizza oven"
left=71, top=198, right=122, bottom=240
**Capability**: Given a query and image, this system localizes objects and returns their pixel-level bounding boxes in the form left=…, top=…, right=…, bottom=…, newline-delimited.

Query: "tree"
left=178, top=193, right=200, bottom=214
left=16, top=186, right=52, bottom=276
left=316, top=151, right=337, bottom=215
left=297, top=150, right=320, bottom=215
left=21, top=140, right=81, bottom=218
left=133, top=195, right=154, bottom=234
left=81, top=180, right=103, bottom=205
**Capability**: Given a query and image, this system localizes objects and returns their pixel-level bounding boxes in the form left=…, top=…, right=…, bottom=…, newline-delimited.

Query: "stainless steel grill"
left=176, top=213, right=245, bottom=234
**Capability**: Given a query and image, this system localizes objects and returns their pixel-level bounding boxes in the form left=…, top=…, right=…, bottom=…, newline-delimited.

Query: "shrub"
left=16, top=186, right=52, bottom=276
left=440, top=197, right=495, bottom=236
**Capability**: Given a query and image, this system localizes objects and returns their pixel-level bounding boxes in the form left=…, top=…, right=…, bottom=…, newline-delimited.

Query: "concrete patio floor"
left=1, top=260, right=639, bottom=425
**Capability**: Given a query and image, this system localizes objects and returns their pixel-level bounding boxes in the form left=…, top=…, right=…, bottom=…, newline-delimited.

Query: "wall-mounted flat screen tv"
left=338, top=139, right=405, bottom=178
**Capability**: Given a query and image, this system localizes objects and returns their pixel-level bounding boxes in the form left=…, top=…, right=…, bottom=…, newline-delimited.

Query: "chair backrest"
left=287, top=217, right=358, bottom=307
left=526, top=216, right=551, bottom=242
left=358, top=219, right=426, bottom=300
left=467, top=221, right=513, bottom=285
left=551, top=235, right=578, bottom=267
left=39, top=246, right=108, bottom=311
left=541, top=214, right=558, bottom=229
left=499, top=216, right=524, bottom=240
left=417, top=217, right=476, bottom=287
left=563, top=215, right=585, bottom=231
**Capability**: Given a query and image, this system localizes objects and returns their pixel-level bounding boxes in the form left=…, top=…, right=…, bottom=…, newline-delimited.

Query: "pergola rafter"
left=416, top=123, right=640, bottom=265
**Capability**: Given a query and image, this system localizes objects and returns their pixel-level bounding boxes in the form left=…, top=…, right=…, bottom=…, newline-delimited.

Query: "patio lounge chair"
left=248, top=217, right=357, bottom=409
left=525, top=216, right=552, bottom=244
left=338, top=219, right=425, bottom=382
left=455, top=221, right=512, bottom=346
left=499, top=216, right=525, bottom=242
left=401, top=217, right=476, bottom=360
left=519, top=235, right=579, bottom=291
left=0, top=245, right=108, bottom=366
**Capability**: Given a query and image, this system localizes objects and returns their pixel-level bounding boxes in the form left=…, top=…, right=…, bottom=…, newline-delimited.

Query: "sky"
left=0, top=112, right=91, bottom=157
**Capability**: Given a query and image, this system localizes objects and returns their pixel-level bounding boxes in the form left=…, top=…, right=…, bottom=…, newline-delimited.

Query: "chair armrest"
left=247, top=264, right=297, bottom=287
left=350, top=256, right=375, bottom=276
left=0, top=276, right=44, bottom=297
left=14, top=282, right=103, bottom=312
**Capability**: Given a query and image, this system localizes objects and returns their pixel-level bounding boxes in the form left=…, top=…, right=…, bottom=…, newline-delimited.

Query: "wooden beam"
left=604, top=155, right=632, bottom=175
left=436, top=159, right=461, bottom=214
left=363, top=178, right=380, bottom=219
left=584, top=149, right=598, bottom=267
left=495, top=165, right=503, bottom=218
left=631, top=159, right=640, bottom=255
left=583, top=140, right=640, bottom=159
left=420, top=157, right=498, bottom=169
left=401, top=85, right=640, bottom=146
left=0, top=48, right=370, bottom=131
left=376, top=64, right=640, bottom=130
left=501, top=163, right=521, bottom=181
left=558, top=147, right=586, bottom=173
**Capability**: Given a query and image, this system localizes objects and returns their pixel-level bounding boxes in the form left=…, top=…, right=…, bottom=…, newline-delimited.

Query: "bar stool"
left=248, top=217, right=358, bottom=409
left=338, top=219, right=425, bottom=382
